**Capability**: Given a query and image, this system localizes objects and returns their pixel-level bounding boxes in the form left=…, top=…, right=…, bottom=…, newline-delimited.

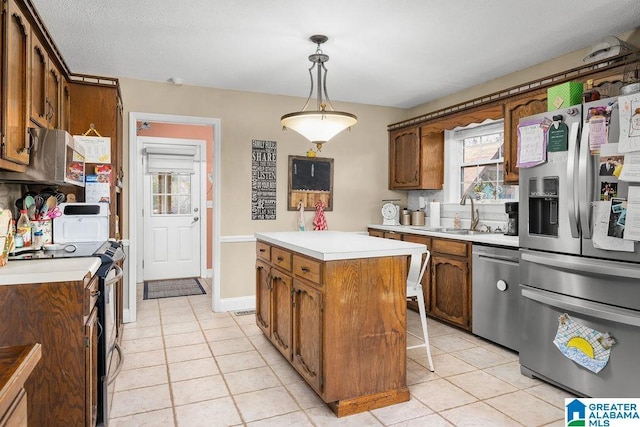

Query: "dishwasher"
left=472, top=244, right=520, bottom=352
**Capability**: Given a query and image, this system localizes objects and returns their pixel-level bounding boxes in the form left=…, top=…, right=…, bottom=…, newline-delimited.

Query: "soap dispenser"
left=453, top=213, right=461, bottom=229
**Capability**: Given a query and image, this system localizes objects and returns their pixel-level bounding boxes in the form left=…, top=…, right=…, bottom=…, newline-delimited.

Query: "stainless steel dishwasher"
left=472, top=245, right=520, bottom=352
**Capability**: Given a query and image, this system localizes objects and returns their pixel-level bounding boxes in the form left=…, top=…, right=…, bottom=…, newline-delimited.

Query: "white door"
left=143, top=144, right=201, bottom=281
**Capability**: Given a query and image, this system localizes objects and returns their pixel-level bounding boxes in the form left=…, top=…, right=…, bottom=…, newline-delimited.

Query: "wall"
left=119, top=79, right=407, bottom=302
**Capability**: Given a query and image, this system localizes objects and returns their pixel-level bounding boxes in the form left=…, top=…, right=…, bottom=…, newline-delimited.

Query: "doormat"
left=143, top=278, right=206, bottom=300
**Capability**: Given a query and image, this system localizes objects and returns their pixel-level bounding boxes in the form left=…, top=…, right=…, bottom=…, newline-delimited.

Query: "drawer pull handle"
left=301, top=267, right=310, bottom=273
left=91, top=290, right=101, bottom=298
left=259, top=248, right=266, bottom=253
left=277, top=256, right=284, bottom=261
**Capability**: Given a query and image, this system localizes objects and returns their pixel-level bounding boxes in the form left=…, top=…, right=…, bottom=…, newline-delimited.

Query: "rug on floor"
left=143, top=277, right=206, bottom=300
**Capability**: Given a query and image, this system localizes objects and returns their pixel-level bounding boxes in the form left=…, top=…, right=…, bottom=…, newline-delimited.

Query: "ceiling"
left=31, top=0, right=640, bottom=109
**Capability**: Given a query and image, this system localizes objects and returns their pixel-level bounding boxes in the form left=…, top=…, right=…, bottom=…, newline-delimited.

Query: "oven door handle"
left=521, top=286, right=640, bottom=327
left=105, top=264, right=124, bottom=286
left=107, top=342, right=124, bottom=385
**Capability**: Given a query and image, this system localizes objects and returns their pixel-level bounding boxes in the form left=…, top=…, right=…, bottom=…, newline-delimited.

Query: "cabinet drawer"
left=272, top=247, right=292, bottom=271
left=293, top=255, right=321, bottom=284
left=384, top=232, right=403, bottom=240
left=403, top=234, right=431, bottom=249
left=432, top=238, right=469, bottom=257
left=84, top=275, right=99, bottom=317
left=256, top=241, right=270, bottom=261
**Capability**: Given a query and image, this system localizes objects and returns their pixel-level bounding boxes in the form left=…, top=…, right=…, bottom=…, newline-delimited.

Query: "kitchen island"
left=255, top=231, right=426, bottom=417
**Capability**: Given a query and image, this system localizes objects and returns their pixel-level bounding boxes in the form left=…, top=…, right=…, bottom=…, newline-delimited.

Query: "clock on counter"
left=381, top=201, right=400, bottom=226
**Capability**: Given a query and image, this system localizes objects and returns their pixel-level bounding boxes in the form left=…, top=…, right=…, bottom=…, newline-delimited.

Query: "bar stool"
left=406, top=249, right=434, bottom=372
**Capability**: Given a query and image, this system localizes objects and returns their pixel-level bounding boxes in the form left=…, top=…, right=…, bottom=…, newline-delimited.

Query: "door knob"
left=192, top=217, right=199, bottom=224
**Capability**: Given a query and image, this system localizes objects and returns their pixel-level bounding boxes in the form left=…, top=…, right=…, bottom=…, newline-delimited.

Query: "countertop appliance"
left=505, top=202, right=518, bottom=236
left=472, top=244, right=520, bottom=352
left=518, top=98, right=640, bottom=397
left=0, top=128, right=85, bottom=187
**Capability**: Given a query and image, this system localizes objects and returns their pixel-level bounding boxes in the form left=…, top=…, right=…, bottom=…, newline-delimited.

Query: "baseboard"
left=219, top=295, right=256, bottom=313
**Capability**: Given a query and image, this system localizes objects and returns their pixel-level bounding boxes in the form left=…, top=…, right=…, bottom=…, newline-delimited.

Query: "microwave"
left=0, top=128, right=86, bottom=187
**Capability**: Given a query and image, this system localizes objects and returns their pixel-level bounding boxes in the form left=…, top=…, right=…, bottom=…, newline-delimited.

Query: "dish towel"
left=553, top=313, right=616, bottom=374
left=313, top=200, right=327, bottom=231
left=297, top=201, right=306, bottom=231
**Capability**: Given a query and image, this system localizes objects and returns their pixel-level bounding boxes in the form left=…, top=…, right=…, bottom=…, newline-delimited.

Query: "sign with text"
left=251, top=140, right=277, bottom=220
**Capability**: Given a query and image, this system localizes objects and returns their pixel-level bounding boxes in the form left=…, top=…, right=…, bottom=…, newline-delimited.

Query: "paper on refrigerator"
left=622, top=186, right=640, bottom=242
left=618, top=93, right=640, bottom=153
left=592, top=201, right=634, bottom=251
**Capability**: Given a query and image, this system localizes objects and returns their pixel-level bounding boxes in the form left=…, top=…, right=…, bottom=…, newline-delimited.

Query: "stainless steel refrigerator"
left=518, top=97, right=640, bottom=397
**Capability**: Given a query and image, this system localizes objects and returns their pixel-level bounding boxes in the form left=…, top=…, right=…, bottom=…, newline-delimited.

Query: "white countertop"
left=367, top=224, right=520, bottom=248
left=0, top=257, right=102, bottom=286
left=255, top=231, right=427, bottom=261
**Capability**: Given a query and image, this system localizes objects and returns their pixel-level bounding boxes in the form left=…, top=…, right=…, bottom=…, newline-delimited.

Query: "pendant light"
left=281, top=35, right=357, bottom=151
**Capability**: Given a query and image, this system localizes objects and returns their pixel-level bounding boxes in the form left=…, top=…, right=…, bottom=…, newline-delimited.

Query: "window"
left=444, top=119, right=517, bottom=203
left=151, top=173, right=192, bottom=215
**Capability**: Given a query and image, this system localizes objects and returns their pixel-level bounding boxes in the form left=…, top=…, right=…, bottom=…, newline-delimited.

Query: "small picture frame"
left=288, top=155, right=333, bottom=211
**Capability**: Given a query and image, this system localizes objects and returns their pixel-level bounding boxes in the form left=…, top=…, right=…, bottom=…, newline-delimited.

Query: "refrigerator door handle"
left=578, top=122, right=591, bottom=238
left=566, top=122, right=580, bottom=238
left=521, top=286, right=640, bottom=327
left=522, top=251, right=640, bottom=279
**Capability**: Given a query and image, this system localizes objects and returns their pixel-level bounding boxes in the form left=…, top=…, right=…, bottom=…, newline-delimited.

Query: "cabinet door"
left=430, top=254, right=470, bottom=329
left=503, top=92, right=547, bottom=184
left=419, top=129, right=444, bottom=189
left=85, top=306, right=99, bottom=427
left=389, top=126, right=420, bottom=189
left=271, top=268, right=292, bottom=359
left=29, top=30, right=47, bottom=127
left=402, top=234, right=432, bottom=313
left=292, top=279, right=323, bottom=393
left=3, top=0, right=31, bottom=166
left=59, top=79, right=71, bottom=131
left=255, top=260, right=271, bottom=336
left=46, top=64, right=62, bottom=129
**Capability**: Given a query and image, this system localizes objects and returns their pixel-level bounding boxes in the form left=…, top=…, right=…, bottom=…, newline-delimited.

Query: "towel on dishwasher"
left=553, top=313, right=616, bottom=374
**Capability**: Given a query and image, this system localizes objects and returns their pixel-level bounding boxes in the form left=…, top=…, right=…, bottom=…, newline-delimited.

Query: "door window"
left=151, top=173, right=192, bottom=215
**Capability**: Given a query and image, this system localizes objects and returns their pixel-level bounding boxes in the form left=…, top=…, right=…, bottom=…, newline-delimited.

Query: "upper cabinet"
left=389, top=125, right=444, bottom=190
left=503, top=91, right=547, bottom=184
left=1, top=0, right=31, bottom=171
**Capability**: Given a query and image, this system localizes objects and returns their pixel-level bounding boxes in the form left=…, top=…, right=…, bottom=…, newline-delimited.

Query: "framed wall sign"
left=288, top=155, right=333, bottom=211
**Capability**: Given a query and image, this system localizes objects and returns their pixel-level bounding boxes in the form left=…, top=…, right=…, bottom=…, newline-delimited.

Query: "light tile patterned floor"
left=110, top=279, right=573, bottom=426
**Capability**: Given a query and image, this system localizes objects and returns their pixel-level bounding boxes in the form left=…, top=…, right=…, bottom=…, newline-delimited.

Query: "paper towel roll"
left=430, top=201, right=441, bottom=228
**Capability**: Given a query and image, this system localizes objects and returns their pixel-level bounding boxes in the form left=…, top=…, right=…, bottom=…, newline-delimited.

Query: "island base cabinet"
left=257, top=240, right=410, bottom=417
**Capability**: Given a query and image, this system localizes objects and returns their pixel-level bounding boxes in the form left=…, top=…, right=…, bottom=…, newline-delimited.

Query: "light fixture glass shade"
left=281, top=111, right=357, bottom=145
left=281, top=35, right=357, bottom=150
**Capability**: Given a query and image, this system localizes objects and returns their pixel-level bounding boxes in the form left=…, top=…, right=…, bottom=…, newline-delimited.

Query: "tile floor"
left=110, top=279, right=574, bottom=426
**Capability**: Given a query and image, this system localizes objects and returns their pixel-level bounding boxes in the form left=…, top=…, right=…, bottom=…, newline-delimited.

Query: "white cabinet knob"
left=496, top=279, right=507, bottom=292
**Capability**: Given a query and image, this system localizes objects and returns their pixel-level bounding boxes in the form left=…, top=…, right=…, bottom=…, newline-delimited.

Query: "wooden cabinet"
left=46, top=61, right=62, bottom=129
left=271, top=267, right=293, bottom=359
left=430, top=238, right=472, bottom=330
left=402, top=234, right=432, bottom=313
left=1, top=0, right=31, bottom=171
left=292, top=278, right=322, bottom=393
left=256, top=240, right=409, bottom=417
left=69, top=81, right=123, bottom=237
left=389, top=126, right=420, bottom=188
left=29, top=28, right=46, bottom=127
left=0, top=273, right=101, bottom=426
left=388, top=126, right=444, bottom=190
left=0, top=344, right=41, bottom=427
left=501, top=91, right=547, bottom=184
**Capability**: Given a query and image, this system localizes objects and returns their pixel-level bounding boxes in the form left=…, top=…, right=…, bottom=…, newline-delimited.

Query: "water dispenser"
left=528, top=177, right=559, bottom=237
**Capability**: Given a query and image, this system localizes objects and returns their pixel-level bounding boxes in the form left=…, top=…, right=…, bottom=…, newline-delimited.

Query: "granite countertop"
left=367, top=224, right=520, bottom=248
left=0, top=257, right=102, bottom=286
left=255, top=231, right=427, bottom=261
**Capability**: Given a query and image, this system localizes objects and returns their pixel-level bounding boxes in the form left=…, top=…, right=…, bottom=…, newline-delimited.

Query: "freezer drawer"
left=472, top=245, right=520, bottom=352
left=519, top=284, right=640, bottom=397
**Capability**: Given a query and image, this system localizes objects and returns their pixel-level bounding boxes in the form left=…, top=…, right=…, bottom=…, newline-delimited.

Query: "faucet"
left=460, top=192, right=480, bottom=231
